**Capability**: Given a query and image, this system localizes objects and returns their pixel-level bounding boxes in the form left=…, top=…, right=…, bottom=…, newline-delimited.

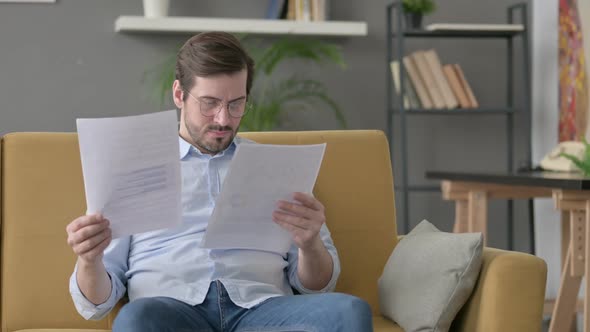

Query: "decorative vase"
left=404, top=12, right=423, bottom=30
left=143, top=0, right=170, bottom=18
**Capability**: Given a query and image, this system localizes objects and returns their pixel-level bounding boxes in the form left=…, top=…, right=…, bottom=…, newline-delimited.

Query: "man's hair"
left=175, top=31, right=255, bottom=100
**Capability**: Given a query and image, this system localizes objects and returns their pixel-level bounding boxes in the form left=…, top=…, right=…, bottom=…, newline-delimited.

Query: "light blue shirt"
left=69, top=136, right=340, bottom=320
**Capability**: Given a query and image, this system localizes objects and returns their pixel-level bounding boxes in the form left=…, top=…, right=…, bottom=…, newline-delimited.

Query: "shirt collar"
left=178, top=135, right=241, bottom=159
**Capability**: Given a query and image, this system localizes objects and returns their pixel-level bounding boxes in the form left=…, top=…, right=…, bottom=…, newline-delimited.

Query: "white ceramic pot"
left=143, top=0, right=170, bottom=18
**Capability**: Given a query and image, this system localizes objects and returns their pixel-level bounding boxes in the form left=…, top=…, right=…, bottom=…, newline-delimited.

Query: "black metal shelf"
left=390, top=107, right=518, bottom=115
left=386, top=1, right=532, bottom=246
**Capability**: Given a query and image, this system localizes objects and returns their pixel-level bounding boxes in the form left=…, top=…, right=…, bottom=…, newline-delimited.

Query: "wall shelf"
left=114, top=16, right=368, bottom=37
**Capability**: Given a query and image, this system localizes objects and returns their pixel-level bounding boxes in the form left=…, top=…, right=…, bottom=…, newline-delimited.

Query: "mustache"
left=207, top=125, right=233, bottom=132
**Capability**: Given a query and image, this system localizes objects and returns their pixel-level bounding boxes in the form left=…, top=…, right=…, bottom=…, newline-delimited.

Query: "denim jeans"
left=112, top=280, right=373, bottom=332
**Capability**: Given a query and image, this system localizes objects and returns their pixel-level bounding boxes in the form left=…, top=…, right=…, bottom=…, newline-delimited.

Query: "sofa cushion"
left=378, top=220, right=483, bottom=332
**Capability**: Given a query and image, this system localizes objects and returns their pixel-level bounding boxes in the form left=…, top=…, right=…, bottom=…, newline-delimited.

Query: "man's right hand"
left=66, top=214, right=112, bottom=265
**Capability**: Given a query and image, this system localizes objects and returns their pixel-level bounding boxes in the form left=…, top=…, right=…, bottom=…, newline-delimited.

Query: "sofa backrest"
left=1, top=133, right=110, bottom=331
left=0, top=130, right=398, bottom=331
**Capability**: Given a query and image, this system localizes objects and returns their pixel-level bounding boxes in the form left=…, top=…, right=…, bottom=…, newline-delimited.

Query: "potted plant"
left=145, top=36, right=347, bottom=131
left=402, top=0, right=436, bottom=30
left=561, top=137, right=590, bottom=176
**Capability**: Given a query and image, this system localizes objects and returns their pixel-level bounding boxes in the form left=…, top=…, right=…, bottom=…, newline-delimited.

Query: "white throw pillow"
left=378, top=219, right=483, bottom=332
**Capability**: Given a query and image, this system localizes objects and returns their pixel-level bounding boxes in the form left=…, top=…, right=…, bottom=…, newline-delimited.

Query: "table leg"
left=454, top=200, right=468, bottom=233
left=550, top=209, right=586, bottom=332
left=467, top=190, right=487, bottom=245
left=562, top=211, right=578, bottom=332
left=585, top=202, right=590, bottom=332
left=549, top=245, right=583, bottom=332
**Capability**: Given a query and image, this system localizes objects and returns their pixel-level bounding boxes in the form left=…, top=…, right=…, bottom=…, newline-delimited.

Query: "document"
left=76, top=110, right=182, bottom=238
left=202, top=143, right=326, bottom=254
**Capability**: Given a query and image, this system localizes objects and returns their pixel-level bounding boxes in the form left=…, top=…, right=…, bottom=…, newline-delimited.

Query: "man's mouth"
left=207, top=127, right=232, bottom=138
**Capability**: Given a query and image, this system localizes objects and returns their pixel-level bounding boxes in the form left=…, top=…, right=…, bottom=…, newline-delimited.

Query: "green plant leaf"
left=252, top=38, right=346, bottom=76
left=142, top=50, right=178, bottom=108
left=402, top=0, right=436, bottom=14
left=561, top=152, right=590, bottom=176
left=241, top=76, right=347, bottom=132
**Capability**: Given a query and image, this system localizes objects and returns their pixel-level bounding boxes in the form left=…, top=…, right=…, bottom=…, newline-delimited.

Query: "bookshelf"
left=386, top=2, right=532, bottom=249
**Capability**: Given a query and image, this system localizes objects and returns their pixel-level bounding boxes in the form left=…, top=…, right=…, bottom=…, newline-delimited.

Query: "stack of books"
left=390, top=49, right=479, bottom=110
left=266, top=0, right=329, bottom=21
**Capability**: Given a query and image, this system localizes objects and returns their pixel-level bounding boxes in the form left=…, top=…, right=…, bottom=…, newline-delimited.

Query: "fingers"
left=274, top=214, right=320, bottom=250
left=66, top=214, right=106, bottom=234
left=292, top=192, right=324, bottom=212
left=276, top=193, right=324, bottom=219
left=273, top=210, right=308, bottom=229
left=67, top=218, right=110, bottom=247
left=66, top=214, right=112, bottom=263
left=275, top=201, right=315, bottom=220
left=274, top=193, right=326, bottom=250
left=74, top=228, right=112, bottom=257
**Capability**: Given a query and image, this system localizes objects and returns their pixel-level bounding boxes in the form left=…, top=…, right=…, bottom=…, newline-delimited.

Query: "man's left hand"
left=273, top=192, right=326, bottom=251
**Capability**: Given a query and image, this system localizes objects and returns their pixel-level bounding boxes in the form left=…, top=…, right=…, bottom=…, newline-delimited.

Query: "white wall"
left=532, top=0, right=559, bottom=302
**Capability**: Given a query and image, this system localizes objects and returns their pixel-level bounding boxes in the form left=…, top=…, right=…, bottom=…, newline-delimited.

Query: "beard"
left=184, top=115, right=238, bottom=154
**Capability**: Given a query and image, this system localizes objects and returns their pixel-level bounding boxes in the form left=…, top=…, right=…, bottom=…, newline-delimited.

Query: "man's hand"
left=66, top=214, right=113, bottom=305
left=66, top=214, right=112, bottom=265
left=274, top=192, right=334, bottom=290
left=273, top=192, right=326, bottom=251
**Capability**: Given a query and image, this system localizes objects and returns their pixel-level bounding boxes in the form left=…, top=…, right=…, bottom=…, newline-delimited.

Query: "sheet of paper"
left=202, top=143, right=326, bottom=253
left=76, top=110, right=182, bottom=238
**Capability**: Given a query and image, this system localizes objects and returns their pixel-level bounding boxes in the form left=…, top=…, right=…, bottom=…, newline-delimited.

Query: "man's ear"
left=172, top=80, right=184, bottom=109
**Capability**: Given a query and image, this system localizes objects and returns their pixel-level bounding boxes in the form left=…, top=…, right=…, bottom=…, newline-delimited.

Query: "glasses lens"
left=197, top=97, right=248, bottom=118
left=228, top=100, right=246, bottom=117
left=199, top=99, right=221, bottom=116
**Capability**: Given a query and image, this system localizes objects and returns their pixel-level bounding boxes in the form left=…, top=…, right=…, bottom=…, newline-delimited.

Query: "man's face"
left=174, top=69, right=247, bottom=155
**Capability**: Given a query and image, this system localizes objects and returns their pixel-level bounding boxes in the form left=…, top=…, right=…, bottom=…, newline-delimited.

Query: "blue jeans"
left=113, top=280, right=373, bottom=332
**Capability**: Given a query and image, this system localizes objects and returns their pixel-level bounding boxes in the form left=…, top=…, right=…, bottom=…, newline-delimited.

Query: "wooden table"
left=426, top=170, right=590, bottom=332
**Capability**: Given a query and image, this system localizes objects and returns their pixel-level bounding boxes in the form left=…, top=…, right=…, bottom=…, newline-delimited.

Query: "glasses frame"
left=185, top=91, right=249, bottom=118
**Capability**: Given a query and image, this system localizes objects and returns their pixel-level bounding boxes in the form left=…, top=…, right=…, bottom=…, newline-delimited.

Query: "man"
left=66, top=31, right=372, bottom=332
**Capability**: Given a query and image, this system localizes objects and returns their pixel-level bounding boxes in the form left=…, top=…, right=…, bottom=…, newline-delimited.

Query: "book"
left=403, top=56, right=432, bottom=109
left=452, top=64, right=479, bottom=108
left=442, top=64, right=470, bottom=108
left=423, top=49, right=458, bottom=109
left=310, top=0, right=329, bottom=21
left=287, top=0, right=296, bottom=20
left=404, top=66, right=421, bottom=108
left=390, top=61, right=411, bottom=108
left=411, top=51, right=446, bottom=109
left=425, top=23, right=524, bottom=32
left=298, top=0, right=311, bottom=21
left=265, top=0, right=287, bottom=19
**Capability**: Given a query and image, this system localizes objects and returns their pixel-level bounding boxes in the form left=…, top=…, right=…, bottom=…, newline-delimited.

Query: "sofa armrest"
left=452, top=247, right=547, bottom=332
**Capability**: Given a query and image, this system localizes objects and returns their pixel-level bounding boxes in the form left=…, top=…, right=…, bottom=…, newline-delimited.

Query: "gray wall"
left=0, top=0, right=532, bottom=251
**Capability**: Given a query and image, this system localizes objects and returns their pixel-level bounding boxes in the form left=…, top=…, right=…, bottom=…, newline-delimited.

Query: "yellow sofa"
left=0, top=130, right=546, bottom=332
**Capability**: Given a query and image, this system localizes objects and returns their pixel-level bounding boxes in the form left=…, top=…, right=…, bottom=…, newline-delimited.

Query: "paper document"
left=76, top=110, right=182, bottom=238
left=202, top=143, right=326, bottom=253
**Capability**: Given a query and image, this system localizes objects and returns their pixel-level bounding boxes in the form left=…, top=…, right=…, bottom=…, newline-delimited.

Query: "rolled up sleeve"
left=287, top=224, right=341, bottom=294
left=68, top=236, right=131, bottom=320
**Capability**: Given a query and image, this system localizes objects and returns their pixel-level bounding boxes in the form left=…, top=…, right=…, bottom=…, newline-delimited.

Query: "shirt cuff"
left=291, top=250, right=340, bottom=294
left=69, top=266, right=121, bottom=320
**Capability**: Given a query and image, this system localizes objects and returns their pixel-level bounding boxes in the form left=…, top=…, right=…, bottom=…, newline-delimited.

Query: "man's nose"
left=213, top=105, right=231, bottom=126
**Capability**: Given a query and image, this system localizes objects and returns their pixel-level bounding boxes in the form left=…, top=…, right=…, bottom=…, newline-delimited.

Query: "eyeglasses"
left=186, top=92, right=248, bottom=118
